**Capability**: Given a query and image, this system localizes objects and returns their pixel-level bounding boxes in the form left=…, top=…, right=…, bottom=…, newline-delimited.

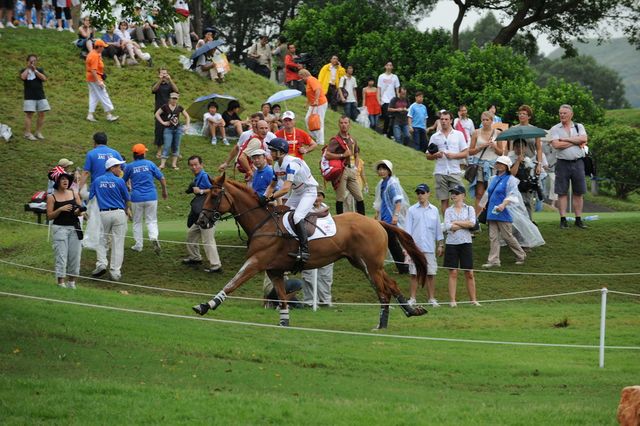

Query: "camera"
left=73, top=205, right=87, bottom=214
left=294, top=52, right=312, bottom=66
left=516, top=161, right=544, bottom=200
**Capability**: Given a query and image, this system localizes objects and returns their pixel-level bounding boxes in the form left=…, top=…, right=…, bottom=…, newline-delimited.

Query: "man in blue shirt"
left=123, top=143, right=167, bottom=254
left=89, top=157, right=131, bottom=281
left=408, top=91, right=428, bottom=152
left=249, top=149, right=274, bottom=196
left=183, top=156, right=222, bottom=273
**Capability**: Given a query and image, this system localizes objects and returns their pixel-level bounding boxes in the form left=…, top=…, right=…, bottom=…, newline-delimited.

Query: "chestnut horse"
left=192, top=174, right=428, bottom=329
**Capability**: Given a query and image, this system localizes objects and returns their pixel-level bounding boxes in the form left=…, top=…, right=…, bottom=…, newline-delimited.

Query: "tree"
left=535, top=56, right=630, bottom=110
left=589, top=125, right=640, bottom=199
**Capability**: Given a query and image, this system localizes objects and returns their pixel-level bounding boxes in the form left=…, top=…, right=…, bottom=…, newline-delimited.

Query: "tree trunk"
left=191, top=0, right=202, bottom=38
left=452, top=0, right=468, bottom=50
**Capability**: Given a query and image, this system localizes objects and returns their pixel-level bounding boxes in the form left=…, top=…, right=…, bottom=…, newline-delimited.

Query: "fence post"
left=591, top=178, right=598, bottom=196
left=312, top=268, right=318, bottom=312
left=599, top=287, right=608, bottom=368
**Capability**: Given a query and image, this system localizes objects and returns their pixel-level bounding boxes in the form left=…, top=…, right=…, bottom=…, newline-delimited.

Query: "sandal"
left=172, top=166, right=179, bottom=170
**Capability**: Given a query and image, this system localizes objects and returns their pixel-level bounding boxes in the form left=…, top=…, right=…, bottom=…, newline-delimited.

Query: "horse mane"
left=224, top=178, right=262, bottom=204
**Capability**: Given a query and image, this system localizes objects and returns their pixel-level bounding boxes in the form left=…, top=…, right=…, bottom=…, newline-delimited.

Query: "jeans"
left=162, top=126, right=183, bottom=159
left=368, top=114, right=379, bottom=130
left=393, top=123, right=410, bottom=145
left=412, top=127, right=427, bottom=152
left=343, top=102, right=358, bottom=121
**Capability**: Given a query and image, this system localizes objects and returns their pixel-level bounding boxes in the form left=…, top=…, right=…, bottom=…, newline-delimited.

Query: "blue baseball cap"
left=415, top=183, right=430, bottom=193
left=449, top=184, right=466, bottom=195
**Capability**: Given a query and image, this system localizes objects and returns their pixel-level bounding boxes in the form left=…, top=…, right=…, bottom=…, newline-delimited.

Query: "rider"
left=264, top=137, right=318, bottom=262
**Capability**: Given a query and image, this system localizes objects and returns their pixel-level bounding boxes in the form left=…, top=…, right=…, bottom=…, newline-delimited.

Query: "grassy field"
left=1, top=28, right=640, bottom=424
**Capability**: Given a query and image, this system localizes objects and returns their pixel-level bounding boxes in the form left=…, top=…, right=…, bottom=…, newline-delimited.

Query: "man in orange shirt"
left=275, top=110, right=317, bottom=159
left=299, top=68, right=328, bottom=146
left=86, top=39, right=119, bottom=123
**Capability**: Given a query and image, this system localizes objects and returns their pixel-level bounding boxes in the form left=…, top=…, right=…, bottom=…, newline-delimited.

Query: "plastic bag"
left=82, top=198, right=102, bottom=250
left=0, top=123, right=12, bottom=141
left=356, top=107, right=369, bottom=128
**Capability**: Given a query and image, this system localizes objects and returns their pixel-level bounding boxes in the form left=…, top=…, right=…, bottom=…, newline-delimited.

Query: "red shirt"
left=276, top=128, right=314, bottom=158
left=285, top=54, right=302, bottom=83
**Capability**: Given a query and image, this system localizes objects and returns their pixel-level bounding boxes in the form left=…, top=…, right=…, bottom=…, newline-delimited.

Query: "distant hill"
left=547, top=38, right=640, bottom=108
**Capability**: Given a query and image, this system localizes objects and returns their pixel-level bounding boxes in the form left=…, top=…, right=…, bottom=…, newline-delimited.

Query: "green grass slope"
left=0, top=28, right=433, bottom=221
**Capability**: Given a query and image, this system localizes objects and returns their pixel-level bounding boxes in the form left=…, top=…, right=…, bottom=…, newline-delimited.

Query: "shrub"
left=589, top=125, right=640, bottom=199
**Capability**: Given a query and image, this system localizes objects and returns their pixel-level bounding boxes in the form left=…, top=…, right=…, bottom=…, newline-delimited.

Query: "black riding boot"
left=356, top=200, right=365, bottom=215
left=288, top=221, right=310, bottom=261
left=336, top=201, right=344, bottom=215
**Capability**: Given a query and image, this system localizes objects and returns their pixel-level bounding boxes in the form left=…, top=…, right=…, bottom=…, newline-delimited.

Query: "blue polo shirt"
left=90, top=172, right=130, bottom=210
left=84, top=145, right=124, bottom=181
left=408, top=102, right=428, bottom=130
left=252, top=165, right=274, bottom=196
left=193, top=170, right=212, bottom=190
left=122, top=159, right=164, bottom=202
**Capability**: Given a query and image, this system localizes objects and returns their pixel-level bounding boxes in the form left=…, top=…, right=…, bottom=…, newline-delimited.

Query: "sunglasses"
left=416, top=191, right=427, bottom=195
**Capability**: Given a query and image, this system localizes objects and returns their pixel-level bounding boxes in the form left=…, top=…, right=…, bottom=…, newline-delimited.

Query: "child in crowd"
left=202, top=101, right=228, bottom=146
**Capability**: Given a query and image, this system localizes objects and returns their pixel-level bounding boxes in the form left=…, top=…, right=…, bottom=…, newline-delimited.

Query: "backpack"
left=319, top=135, right=348, bottom=181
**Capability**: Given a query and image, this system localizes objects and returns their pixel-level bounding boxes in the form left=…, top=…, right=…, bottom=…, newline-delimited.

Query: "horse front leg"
left=192, top=257, right=261, bottom=315
left=266, top=270, right=290, bottom=327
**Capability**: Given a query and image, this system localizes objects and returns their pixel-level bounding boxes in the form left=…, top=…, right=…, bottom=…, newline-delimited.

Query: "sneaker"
left=35, top=132, right=45, bottom=140
left=428, top=298, right=441, bottom=308
left=110, top=273, right=121, bottom=282
left=68, top=26, right=74, bottom=33
left=450, top=301, right=457, bottom=308
left=35, top=24, right=43, bottom=29
left=152, top=239, right=161, bottom=255
left=131, top=245, right=143, bottom=252
left=222, top=138, right=230, bottom=146
left=139, top=42, right=146, bottom=48
left=203, top=266, right=223, bottom=273
left=182, top=258, right=203, bottom=265
left=57, top=26, right=63, bottom=32
left=67, top=282, right=77, bottom=290
left=470, top=301, right=481, bottom=306
left=24, top=133, right=37, bottom=141
left=560, top=218, right=568, bottom=229
left=211, top=137, right=217, bottom=145
left=28, top=23, right=33, bottom=29
left=482, top=263, right=500, bottom=268
left=86, top=114, right=97, bottom=122
left=407, top=297, right=416, bottom=306
left=515, top=260, right=525, bottom=265
left=152, top=41, right=159, bottom=48
left=91, top=265, right=107, bottom=277
left=7, top=21, right=16, bottom=28
left=106, top=114, right=119, bottom=122
left=57, top=282, right=68, bottom=288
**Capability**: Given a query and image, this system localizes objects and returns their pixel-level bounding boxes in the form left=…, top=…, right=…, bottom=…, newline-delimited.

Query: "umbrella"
left=495, top=125, right=547, bottom=141
left=190, top=39, right=225, bottom=60
left=266, top=89, right=302, bottom=105
left=187, top=93, right=238, bottom=121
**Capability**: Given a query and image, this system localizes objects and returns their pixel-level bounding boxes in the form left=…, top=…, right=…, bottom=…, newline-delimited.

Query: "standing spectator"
left=173, top=0, right=191, bottom=49
left=250, top=149, right=274, bottom=196
left=426, top=110, right=468, bottom=212
left=26, top=0, right=43, bottom=29
left=20, top=54, right=49, bottom=141
left=339, top=65, right=358, bottom=121
left=453, top=104, right=474, bottom=144
left=122, top=143, right=167, bottom=254
left=85, top=39, right=119, bottom=123
left=46, top=168, right=83, bottom=289
left=551, top=104, right=589, bottom=229
left=101, top=26, right=125, bottom=67
left=275, top=110, right=317, bottom=159
left=183, top=156, right=223, bottom=273
left=373, top=159, right=410, bottom=274
left=479, top=156, right=527, bottom=267
left=299, top=69, right=328, bottom=146
left=325, top=116, right=365, bottom=215
left=284, top=43, right=304, bottom=92
left=317, top=55, right=346, bottom=111
left=404, top=183, right=444, bottom=307
left=272, top=35, right=287, bottom=84
left=510, top=104, right=543, bottom=219
left=89, top=158, right=131, bottom=282
left=54, top=0, right=71, bottom=31
left=362, top=77, right=381, bottom=130
left=468, top=111, right=506, bottom=213
left=0, top=0, right=16, bottom=28
left=301, top=190, right=334, bottom=306
left=218, top=113, right=275, bottom=177
left=377, top=61, right=400, bottom=137
left=47, top=158, right=74, bottom=194
left=487, top=104, right=502, bottom=124
left=443, top=185, right=479, bottom=307
left=155, top=92, right=190, bottom=170
left=408, top=91, right=428, bottom=152
left=247, top=35, right=272, bottom=79
left=203, top=101, right=228, bottom=146
left=76, top=15, right=95, bottom=54
left=152, top=67, right=179, bottom=158
left=388, top=86, right=410, bottom=145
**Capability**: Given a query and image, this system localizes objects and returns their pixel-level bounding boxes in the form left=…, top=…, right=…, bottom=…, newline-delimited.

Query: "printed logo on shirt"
left=99, top=181, right=116, bottom=189
left=133, top=165, right=150, bottom=173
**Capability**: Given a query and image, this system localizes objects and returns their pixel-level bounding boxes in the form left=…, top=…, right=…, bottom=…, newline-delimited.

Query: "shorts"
left=408, top=251, right=437, bottom=276
left=224, top=125, right=238, bottom=137
left=23, top=99, right=50, bottom=112
left=435, top=173, right=463, bottom=201
left=443, top=243, right=473, bottom=270
left=26, top=0, right=42, bottom=9
left=555, top=159, right=587, bottom=195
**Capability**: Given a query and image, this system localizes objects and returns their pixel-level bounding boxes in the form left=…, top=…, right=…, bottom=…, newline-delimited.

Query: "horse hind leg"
left=382, top=272, right=428, bottom=318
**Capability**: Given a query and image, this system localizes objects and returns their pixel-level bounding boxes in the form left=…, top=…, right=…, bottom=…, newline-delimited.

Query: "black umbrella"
left=190, top=39, right=225, bottom=60
left=495, top=125, right=547, bottom=141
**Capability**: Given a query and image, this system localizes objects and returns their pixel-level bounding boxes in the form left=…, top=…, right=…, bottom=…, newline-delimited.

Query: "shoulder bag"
left=308, top=107, right=321, bottom=131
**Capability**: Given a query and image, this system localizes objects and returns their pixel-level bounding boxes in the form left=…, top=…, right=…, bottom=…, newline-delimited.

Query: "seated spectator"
left=271, top=104, right=283, bottom=130
left=261, top=102, right=279, bottom=133
left=194, top=27, right=226, bottom=83
left=202, top=101, right=228, bottom=146
left=148, top=6, right=170, bottom=47
left=129, top=4, right=158, bottom=48
left=101, top=26, right=125, bottom=67
left=221, top=100, right=247, bottom=137
left=115, top=20, right=152, bottom=67
left=76, top=16, right=95, bottom=55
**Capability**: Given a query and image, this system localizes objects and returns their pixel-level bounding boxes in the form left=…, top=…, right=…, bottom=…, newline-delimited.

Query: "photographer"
left=284, top=43, right=304, bottom=92
left=152, top=67, right=179, bottom=159
left=20, top=54, right=50, bottom=141
left=510, top=139, right=543, bottom=220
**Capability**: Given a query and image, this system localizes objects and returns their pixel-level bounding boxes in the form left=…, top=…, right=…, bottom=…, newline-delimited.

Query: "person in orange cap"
left=122, top=143, right=167, bottom=254
left=86, top=38, right=119, bottom=123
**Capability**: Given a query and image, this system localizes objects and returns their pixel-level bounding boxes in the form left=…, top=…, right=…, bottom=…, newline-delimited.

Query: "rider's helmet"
left=267, top=137, right=289, bottom=154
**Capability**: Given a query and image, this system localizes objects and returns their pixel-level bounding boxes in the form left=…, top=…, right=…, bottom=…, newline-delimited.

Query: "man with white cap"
left=122, top=143, right=167, bottom=254
left=250, top=149, right=274, bottom=196
left=89, top=157, right=131, bottom=281
left=275, top=110, right=317, bottom=159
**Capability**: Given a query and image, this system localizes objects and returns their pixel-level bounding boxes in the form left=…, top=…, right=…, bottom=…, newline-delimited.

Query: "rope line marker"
left=1, top=290, right=639, bottom=351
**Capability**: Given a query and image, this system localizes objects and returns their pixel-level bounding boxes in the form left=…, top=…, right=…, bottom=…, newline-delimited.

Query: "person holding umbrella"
left=193, top=29, right=225, bottom=83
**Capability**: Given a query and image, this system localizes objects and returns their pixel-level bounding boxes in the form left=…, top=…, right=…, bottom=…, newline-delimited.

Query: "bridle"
left=198, top=184, right=230, bottom=228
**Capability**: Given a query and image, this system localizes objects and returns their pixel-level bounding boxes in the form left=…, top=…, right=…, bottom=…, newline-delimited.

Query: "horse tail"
left=379, top=221, right=427, bottom=288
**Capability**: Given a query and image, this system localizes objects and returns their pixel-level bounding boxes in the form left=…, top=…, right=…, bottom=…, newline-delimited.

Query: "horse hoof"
left=412, top=306, right=428, bottom=316
left=192, top=303, right=210, bottom=316
left=279, top=319, right=289, bottom=327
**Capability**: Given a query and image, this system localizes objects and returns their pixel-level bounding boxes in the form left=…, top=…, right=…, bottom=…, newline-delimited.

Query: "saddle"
left=285, top=206, right=330, bottom=236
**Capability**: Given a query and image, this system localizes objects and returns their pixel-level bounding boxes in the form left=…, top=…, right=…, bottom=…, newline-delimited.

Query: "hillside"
left=547, top=38, right=640, bottom=108
left=0, top=28, right=434, bottom=221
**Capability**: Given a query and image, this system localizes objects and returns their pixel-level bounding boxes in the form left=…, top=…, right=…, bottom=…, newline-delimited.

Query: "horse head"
left=196, top=173, right=233, bottom=229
